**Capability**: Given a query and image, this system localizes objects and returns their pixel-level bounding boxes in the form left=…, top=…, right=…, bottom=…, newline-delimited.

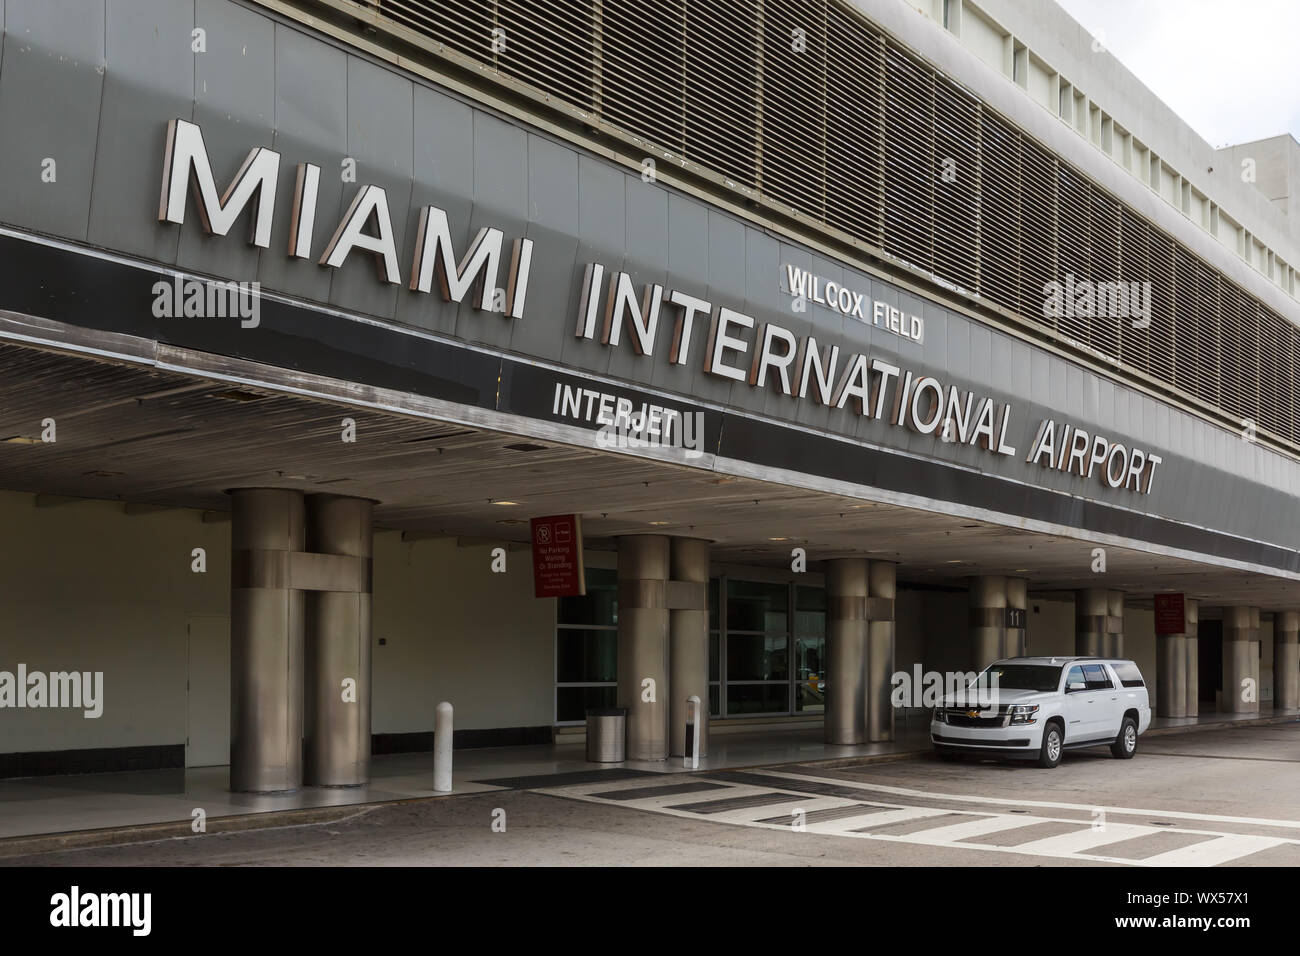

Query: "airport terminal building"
left=2, top=0, right=1299, bottom=789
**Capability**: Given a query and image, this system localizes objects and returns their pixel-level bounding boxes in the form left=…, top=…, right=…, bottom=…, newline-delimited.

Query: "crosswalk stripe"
left=808, top=806, right=948, bottom=835
left=1135, top=834, right=1289, bottom=867
left=707, top=795, right=860, bottom=825
left=1011, top=823, right=1156, bottom=855
left=906, top=814, right=1047, bottom=844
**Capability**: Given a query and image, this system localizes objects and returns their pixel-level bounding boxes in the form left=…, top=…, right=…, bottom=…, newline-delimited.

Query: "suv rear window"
left=1082, top=664, right=1113, bottom=690
left=1111, top=660, right=1145, bottom=688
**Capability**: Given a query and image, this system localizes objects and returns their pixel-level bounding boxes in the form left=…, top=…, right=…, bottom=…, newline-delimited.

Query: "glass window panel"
left=726, top=634, right=789, bottom=681
left=796, top=679, right=826, bottom=713
left=708, top=577, right=720, bottom=630
left=726, top=579, right=789, bottom=632
left=556, top=685, right=617, bottom=723
left=709, top=684, right=720, bottom=718
left=556, top=628, right=617, bottom=684
left=794, top=584, right=826, bottom=635
left=726, top=683, right=789, bottom=715
left=557, top=567, right=618, bottom=626
left=709, top=631, right=720, bottom=682
left=795, top=636, right=825, bottom=683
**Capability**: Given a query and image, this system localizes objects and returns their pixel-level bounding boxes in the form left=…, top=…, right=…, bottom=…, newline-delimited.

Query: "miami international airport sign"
left=156, top=118, right=1164, bottom=497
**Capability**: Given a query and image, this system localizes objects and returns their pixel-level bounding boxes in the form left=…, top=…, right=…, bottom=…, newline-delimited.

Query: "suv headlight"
left=932, top=707, right=947, bottom=725
left=1008, top=704, right=1039, bottom=725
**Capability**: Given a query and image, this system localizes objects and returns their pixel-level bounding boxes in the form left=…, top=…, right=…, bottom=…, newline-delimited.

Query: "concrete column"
left=1075, top=588, right=1108, bottom=656
left=1274, top=610, right=1299, bottom=711
left=1106, top=590, right=1125, bottom=657
left=970, top=575, right=1007, bottom=669
left=303, top=494, right=373, bottom=787
left=617, top=536, right=670, bottom=760
left=669, top=538, right=709, bottom=758
left=1004, top=577, right=1028, bottom=657
left=1184, top=599, right=1199, bottom=718
left=230, top=488, right=305, bottom=793
left=1222, top=606, right=1258, bottom=714
left=825, top=558, right=869, bottom=745
left=1155, top=598, right=1187, bottom=718
left=866, top=561, right=896, bottom=744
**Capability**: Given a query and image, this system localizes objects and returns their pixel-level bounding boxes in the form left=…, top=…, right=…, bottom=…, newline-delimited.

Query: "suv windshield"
left=971, top=664, right=1063, bottom=693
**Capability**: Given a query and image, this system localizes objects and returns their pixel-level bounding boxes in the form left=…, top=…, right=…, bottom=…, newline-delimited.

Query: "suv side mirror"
left=1067, top=681, right=1086, bottom=692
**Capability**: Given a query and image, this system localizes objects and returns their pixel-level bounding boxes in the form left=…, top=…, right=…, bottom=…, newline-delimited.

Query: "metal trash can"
left=585, top=707, right=627, bottom=763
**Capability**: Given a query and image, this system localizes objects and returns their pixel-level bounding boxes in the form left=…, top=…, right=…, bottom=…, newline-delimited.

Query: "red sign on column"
left=1154, top=593, right=1185, bottom=634
left=530, top=514, right=586, bottom=598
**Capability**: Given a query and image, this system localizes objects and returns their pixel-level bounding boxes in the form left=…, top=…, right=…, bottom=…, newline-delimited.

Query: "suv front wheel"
left=1037, top=722, right=1063, bottom=768
left=1110, top=716, right=1138, bottom=759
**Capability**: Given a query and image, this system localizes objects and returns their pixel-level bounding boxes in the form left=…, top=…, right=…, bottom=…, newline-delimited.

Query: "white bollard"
left=434, top=701, right=453, bottom=792
left=684, top=695, right=702, bottom=769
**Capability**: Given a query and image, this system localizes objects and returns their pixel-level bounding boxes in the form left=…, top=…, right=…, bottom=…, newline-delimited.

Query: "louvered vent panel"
left=330, top=0, right=1300, bottom=445
left=495, top=0, right=597, bottom=109
left=602, top=0, right=687, bottom=156
left=1018, top=139, right=1057, bottom=328
left=932, top=75, right=980, bottom=293
left=1147, top=232, right=1176, bottom=385
left=882, top=43, right=935, bottom=274
left=977, top=112, right=1021, bottom=315
left=760, top=0, right=827, bottom=215
left=824, top=5, right=884, bottom=244
left=1172, top=245, right=1200, bottom=398
left=1054, top=163, right=1092, bottom=349
left=685, top=1, right=760, bottom=186
left=1258, top=306, right=1292, bottom=439
left=1089, top=188, right=1122, bottom=362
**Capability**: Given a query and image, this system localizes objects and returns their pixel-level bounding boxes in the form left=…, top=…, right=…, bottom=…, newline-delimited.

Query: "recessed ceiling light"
left=769, top=536, right=788, bottom=541
left=491, top=500, right=519, bottom=506
left=649, top=521, right=670, bottom=526
left=496, top=518, right=526, bottom=525
left=2, top=436, right=39, bottom=444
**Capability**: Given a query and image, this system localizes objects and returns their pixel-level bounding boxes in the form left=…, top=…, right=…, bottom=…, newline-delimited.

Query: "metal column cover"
left=825, top=558, right=869, bottom=745
left=866, top=561, right=896, bottom=743
left=1184, top=599, right=1199, bottom=718
left=669, top=537, right=709, bottom=758
left=303, top=494, right=374, bottom=787
left=1222, top=606, right=1256, bottom=714
left=1155, top=602, right=1187, bottom=719
left=230, top=488, right=305, bottom=793
left=617, top=536, right=670, bottom=761
left=1274, top=610, right=1299, bottom=711
left=1106, top=590, right=1125, bottom=658
left=1004, top=577, right=1027, bottom=658
left=969, top=575, right=1006, bottom=670
left=1074, top=588, right=1108, bottom=657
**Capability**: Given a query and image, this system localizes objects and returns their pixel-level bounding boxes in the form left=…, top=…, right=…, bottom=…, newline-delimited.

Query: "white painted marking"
left=1010, top=822, right=1157, bottom=856
left=807, top=805, right=947, bottom=834
left=1137, top=834, right=1288, bottom=867
left=750, top=769, right=1300, bottom=831
left=906, top=813, right=1047, bottom=845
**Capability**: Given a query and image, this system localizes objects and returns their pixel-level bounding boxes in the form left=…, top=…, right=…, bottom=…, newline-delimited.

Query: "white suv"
left=930, top=656, right=1152, bottom=768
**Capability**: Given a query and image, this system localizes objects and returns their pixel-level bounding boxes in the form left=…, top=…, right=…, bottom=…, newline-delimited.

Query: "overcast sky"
left=1054, top=0, right=1300, bottom=147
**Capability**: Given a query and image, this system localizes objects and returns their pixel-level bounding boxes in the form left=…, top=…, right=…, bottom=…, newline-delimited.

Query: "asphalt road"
left=7, top=723, right=1299, bottom=867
